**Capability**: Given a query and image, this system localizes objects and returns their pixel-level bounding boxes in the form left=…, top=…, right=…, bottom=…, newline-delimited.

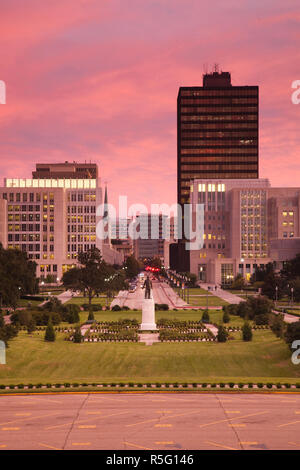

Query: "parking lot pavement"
left=0, top=392, right=300, bottom=450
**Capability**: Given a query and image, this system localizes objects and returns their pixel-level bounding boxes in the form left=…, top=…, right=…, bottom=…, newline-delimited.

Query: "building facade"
left=177, top=70, right=259, bottom=207
left=0, top=163, right=123, bottom=280
left=189, top=179, right=300, bottom=285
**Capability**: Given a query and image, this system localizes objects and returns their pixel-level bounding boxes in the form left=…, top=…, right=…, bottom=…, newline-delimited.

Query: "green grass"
left=185, top=288, right=213, bottom=295
left=188, top=296, right=229, bottom=307
left=65, top=296, right=112, bottom=307
left=17, top=299, right=44, bottom=308
left=207, top=311, right=249, bottom=327
left=285, top=310, right=300, bottom=317
left=0, top=329, right=299, bottom=385
left=78, top=309, right=208, bottom=323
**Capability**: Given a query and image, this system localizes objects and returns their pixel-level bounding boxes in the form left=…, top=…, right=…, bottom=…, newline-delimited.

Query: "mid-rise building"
left=189, top=179, right=300, bottom=284
left=0, top=163, right=123, bottom=279
left=177, top=69, right=259, bottom=206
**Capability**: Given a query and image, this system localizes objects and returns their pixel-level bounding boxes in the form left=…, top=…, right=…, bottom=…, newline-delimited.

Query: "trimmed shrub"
left=111, top=305, right=121, bottom=311
left=44, top=321, right=55, bottom=342
left=217, top=325, right=228, bottom=343
left=257, top=383, right=264, bottom=388
left=242, top=321, right=253, bottom=342
left=266, top=383, right=273, bottom=389
left=222, top=311, right=230, bottom=324
left=202, top=310, right=210, bottom=323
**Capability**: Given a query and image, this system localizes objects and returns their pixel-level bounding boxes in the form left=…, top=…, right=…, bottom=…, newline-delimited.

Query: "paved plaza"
left=0, top=392, right=300, bottom=450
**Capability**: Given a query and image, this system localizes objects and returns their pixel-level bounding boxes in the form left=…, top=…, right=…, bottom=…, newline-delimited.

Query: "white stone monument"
left=140, top=295, right=157, bottom=331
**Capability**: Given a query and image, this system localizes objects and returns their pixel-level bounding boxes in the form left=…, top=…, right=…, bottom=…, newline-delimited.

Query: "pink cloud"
left=0, top=0, right=299, bottom=212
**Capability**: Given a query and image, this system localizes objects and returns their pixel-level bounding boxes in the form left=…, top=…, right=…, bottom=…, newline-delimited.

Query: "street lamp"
left=275, top=285, right=278, bottom=305
left=291, top=287, right=294, bottom=305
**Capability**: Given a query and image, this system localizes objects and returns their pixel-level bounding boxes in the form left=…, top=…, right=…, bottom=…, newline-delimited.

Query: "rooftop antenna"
left=214, top=63, right=219, bottom=73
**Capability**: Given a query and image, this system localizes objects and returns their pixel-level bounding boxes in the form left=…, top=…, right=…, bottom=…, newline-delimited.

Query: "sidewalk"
left=199, top=283, right=242, bottom=305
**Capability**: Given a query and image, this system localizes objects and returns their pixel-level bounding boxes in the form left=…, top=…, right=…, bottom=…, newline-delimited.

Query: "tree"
left=281, top=253, right=300, bottom=280
left=62, top=248, right=110, bottom=317
left=73, top=326, right=82, bottom=343
left=242, top=321, right=252, bottom=341
left=217, top=325, right=228, bottom=343
left=222, top=311, right=230, bottom=323
left=27, top=318, right=36, bottom=334
left=44, top=320, right=55, bottom=342
left=284, top=321, right=300, bottom=349
left=231, top=274, right=245, bottom=290
left=124, top=255, right=140, bottom=280
left=202, top=310, right=210, bottom=323
left=289, top=277, right=300, bottom=303
left=269, top=313, right=285, bottom=338
left=0, top=244, right=38, bottom=308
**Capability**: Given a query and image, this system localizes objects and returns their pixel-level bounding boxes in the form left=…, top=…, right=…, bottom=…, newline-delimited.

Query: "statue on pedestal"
left=142, top=275, right=152, bottom=299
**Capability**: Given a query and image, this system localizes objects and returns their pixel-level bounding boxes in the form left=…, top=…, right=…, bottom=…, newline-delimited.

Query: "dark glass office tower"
left=177, top=71, right=259, bottom=206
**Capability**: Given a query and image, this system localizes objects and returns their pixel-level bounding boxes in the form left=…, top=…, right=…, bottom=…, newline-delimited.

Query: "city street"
left=111, top=279, right=187, bottom=310
left=0, top=392, right=300, bottom=450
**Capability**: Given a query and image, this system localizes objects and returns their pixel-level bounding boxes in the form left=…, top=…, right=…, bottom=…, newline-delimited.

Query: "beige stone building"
left=0, top=163, right=123, bottom=280
left=189, top=179, right=300, bottom=285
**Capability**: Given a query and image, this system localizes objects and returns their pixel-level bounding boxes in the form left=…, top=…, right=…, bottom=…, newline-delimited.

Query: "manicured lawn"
left=185, top=288, right=213, bottom=295
left=0, top=329, right=298, bottom=385
left=285, top=309, right=300, bottom=317
left=39, top=289, right=65, bottom=296
left=17, top=299, right=44, bottom=308
left=188, top=296, right=229, bottom=307
left=78, top=309, right=209, bottom=323
left=65, top=296, right=112, bottom=307
left=207, top=310, right=250, bottom=327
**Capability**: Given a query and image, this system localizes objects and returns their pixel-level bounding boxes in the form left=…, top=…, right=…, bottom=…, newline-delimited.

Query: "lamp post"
left=275, top=285, right=278, bottom=306
left=291, top=287, right=294, bottom=305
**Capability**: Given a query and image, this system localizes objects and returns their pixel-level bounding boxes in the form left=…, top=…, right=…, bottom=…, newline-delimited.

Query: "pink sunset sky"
left=0, top=0, right=299, bottom=211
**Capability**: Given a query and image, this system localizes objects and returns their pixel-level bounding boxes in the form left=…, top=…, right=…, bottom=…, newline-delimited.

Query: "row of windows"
left=8, top=205, right=40, bottom=212
left=67, top=206, right=96, bottom=214
left=181, top=163, right=257, bottom=171
left=181, top=131, right=258, bottom=138
left=180, top=148, right=257, bottom=155
left=68, top=216, right=96, bottom=223
left=68, top=235, right=96, bottom=242
left=67, top=225, right=96, bottom=233
left=40, top=263, right=57, bottom=272
left=8, top=214, right=40, bottom=222
left=68, top=193, right=96, bottom=202
left=181, top=123, right=258, bottom=130
left=180, top=98, right=258, bottom=105
left=181, top=166, right=258, bottom=176
left=180, top=114, right=257, bottom=122
left=8, top=234, right=54, bottom=242
left=8, top=224, right=54, bottom=232
left=180, top=139, right=256, bottom=146
left=3, top=193, right=54, bottom=203
left=180, top=89, right=257, bottom=97
left=282, top=211, right=294, bottom=217
left=180, top=106, right=258, bottom=114
left=283, top=232, right=294, bottom=238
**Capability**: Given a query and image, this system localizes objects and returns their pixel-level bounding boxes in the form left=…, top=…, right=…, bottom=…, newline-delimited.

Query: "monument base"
left=140, top=297, right=157, bottom=330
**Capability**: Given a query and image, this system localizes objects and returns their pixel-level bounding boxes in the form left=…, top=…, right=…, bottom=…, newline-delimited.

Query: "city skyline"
left=0, top=0, right=299, bottom=210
